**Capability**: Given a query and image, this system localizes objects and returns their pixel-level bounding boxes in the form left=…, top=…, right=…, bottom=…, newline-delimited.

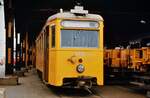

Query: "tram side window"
left=139, top=50, right=143, bottom=58
left=51, top=26, right=55, bottom=48
left=46, top=26, right=49, bottom=48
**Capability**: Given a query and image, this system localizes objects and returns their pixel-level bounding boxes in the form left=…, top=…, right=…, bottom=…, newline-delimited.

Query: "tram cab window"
left=61, top=30, right=98, bottom=48
left=51, top=26, right=55, bottom=48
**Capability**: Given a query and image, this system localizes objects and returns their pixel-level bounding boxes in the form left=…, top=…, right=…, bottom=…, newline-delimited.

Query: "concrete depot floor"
left=0, top=69, right=146, bottom=98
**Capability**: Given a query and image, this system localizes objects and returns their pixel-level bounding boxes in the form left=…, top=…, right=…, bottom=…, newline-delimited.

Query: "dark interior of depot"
left=4, top=0, right=150, bottom=48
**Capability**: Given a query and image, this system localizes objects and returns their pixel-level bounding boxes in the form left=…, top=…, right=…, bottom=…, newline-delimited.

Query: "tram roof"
left=47, top=12, right=104, bottom=22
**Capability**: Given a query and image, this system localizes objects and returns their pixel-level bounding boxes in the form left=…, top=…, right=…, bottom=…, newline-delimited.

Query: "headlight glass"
left=76, top=64, right=84, bottom=73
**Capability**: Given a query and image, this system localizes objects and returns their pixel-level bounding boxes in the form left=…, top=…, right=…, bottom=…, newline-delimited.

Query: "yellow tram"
left=35, top=6, right=104, bottom=88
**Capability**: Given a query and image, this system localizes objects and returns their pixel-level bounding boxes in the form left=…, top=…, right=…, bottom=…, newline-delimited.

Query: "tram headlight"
left=76, top=64, right=84, bottom=73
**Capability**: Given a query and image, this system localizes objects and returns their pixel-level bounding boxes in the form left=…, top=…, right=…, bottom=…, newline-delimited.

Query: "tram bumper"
left=63, top=76, right=97, bottom=88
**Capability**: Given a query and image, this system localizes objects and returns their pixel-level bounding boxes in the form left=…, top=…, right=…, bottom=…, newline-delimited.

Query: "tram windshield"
left=61, top=30, right=99, bottom=48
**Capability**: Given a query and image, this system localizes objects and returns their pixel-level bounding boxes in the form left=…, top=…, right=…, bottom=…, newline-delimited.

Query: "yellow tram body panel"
left=104, top=49, right=113, bottom=66
left=48, top=50, right=103, bottom=86
left=130, top=49, right=143, bottom=69
left=36, top=38, right=44, bottom=72
left=120, top=49, right=130, bottom=68
left=104, top=49, right=129, bottom=68
left=146, top=47, right=150, bottom=64
left=111, top=49, right=121, bottom=68
left=142, top=47, right=150, bottom=65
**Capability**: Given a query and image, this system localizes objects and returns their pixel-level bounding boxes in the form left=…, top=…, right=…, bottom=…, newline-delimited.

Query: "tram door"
left=44, top=26, right=49, bottom=82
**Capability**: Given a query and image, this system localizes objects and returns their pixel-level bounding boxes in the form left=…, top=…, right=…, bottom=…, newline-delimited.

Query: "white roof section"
left=47, top=12, right=103, bottom=22
left=47, top=6, right=103, bottom=22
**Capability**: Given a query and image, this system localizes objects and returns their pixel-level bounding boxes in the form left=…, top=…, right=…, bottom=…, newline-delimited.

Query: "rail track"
left=49, top=85, right=105, bottom=98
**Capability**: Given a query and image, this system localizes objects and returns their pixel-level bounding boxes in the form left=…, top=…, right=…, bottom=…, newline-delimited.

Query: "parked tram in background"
left=35, top=6, right=104, bottom=88
left=104, top=46, right=150, bottom=75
